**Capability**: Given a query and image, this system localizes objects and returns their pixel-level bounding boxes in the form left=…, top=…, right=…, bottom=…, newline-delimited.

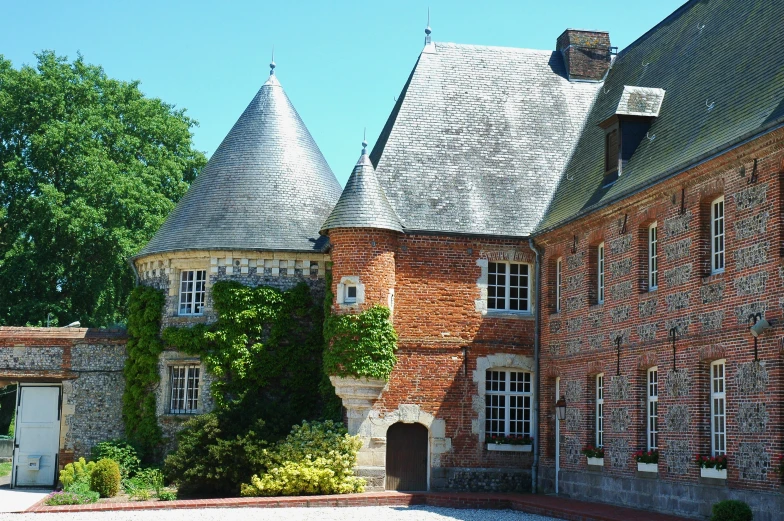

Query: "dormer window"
left=605, top=127, right=619, bottom=179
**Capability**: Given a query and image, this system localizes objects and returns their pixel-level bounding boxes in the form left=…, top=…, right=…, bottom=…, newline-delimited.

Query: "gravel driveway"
left=0, top=506, right=564, bottom=521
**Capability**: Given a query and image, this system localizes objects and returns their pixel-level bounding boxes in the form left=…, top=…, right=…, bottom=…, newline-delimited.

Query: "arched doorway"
left=385, top=422, right=428, bottom=491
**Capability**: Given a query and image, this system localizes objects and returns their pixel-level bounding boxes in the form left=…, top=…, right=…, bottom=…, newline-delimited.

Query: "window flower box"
left=487, top=443, right=532, bottom=452
left=700, top=467, right=727, bottom=479
left=582, top=445, right=604, bottom=466
left=485, top=434, right=533, bottom=452
left=696, top=454, right=727, bottom=479
left=587, top=457, right=604, bottom=466
left=637, top=462, right=658, bottom=473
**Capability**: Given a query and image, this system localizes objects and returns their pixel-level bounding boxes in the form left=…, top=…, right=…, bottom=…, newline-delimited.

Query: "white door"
left=12, top=385, right=61, bottom=487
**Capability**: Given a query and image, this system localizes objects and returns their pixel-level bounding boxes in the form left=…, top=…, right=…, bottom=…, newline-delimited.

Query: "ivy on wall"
left=162, top=280, right=338, bottom=437
left=322, top=269, right=398, bottom=380
left=122, top=286, right=165, bottom=457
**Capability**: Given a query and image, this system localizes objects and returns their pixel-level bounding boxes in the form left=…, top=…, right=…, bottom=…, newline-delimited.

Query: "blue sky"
left=3, top=0, right=684, bottom=186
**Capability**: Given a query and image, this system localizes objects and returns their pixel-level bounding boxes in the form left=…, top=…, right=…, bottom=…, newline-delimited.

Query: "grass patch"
left=0, top=462, right=11, bottom=478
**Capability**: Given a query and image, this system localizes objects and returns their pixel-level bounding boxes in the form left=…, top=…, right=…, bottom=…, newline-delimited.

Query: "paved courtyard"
left=0, top=506, right=564, bottom=521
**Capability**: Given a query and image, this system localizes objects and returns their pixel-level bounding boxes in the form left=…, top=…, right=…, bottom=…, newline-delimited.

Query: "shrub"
left=59, top=458, right=96, bottom=489
left=91, top=440, right=140, bottom=479
left=241, top=420, right=364, bottom=497
left=44, top=490, right=99, bottom=506
left=90, top=458, right=121, bottom=498
left=163, top=414, right=269, bottom=497
left=157, top=490, right=177, bottom=501
left=711, top=500, right=753, bottom=521
left=323, top=305, right=397, bottom=380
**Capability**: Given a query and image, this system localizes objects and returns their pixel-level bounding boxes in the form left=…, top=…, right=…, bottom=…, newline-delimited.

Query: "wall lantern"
left=555, top=396, right=567, bottom=421
left=749, top=313, right=772, bottom=360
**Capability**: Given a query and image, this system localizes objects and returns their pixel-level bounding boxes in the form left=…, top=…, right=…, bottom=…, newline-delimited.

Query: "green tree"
left=0, top=51, right=206, bottom=327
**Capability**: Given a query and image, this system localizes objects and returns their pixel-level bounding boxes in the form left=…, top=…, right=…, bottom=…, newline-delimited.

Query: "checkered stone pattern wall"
left=538, top=129, right=784, bottom=514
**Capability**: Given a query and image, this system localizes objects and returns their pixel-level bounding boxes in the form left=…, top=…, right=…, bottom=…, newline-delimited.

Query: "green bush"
left=90, top=458, right=121, bottom=498
left=123, top=467, right=164, bottom=496
left=163, top=414, right=269, bottom=498
left=323, top=305, right=397, bottom=380
left=45, top=490, right=99, bottom=505
left=59, top=458, right=96, bottom=489
left=241, top=420, right=364, bottom=497
left=157, top=490, right=177, bottom=501
left=91, top=440, right=140, bottom=479
left=711, top=500, right=753, bottom=521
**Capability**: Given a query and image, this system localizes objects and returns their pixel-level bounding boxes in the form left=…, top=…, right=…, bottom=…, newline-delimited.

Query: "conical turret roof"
left=321, top=145, right=403, bottom=233
left=138, top=72, right=342, bottom=257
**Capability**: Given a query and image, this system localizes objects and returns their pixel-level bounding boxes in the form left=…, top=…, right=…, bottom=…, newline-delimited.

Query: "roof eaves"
left=533, top=117, right=784, bottom=237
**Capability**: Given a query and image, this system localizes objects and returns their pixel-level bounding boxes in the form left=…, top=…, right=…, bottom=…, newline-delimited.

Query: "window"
left=710, top=360, right=726, bottom=456
left=556, top=257, right=563, bottom=313
left=648, top=223, right=658, bottom=290
left=179, top=270, right=206, bottom=316
left=488, top=262, right=531, bottom=312
left=344, top=285, right=357, bottom=303
left=647, top=367, right=658, bottom=451
left=711, top=197, right=725, bottom=274
left=596, top=373, right=604, bottom=447
left=597, top=243, right=605, bottom=304
left=169, top=364, right=200, bottom=414
left=485, top=369, right=532, bottom=438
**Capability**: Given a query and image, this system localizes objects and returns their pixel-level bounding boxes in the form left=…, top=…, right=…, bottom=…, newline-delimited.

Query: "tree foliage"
left=0, top=51, right=206, bottom=327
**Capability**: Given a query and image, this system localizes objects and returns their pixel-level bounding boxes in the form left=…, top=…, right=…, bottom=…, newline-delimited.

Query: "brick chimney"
left=557, top=29, right=612, bottom=81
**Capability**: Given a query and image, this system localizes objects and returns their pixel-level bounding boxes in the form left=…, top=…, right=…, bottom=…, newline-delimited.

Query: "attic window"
left=605, top=128, right=619, bottom=179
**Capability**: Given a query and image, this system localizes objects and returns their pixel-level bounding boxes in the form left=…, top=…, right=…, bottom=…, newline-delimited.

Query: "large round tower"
left=133, top=63, right=342, bottom=328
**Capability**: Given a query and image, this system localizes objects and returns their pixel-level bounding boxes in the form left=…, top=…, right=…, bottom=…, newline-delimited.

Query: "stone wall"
left=0, top=328, right=128, bottom=463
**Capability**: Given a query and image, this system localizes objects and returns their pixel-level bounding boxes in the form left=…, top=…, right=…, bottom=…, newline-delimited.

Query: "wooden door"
left=386, top=422, right=428, bottom=491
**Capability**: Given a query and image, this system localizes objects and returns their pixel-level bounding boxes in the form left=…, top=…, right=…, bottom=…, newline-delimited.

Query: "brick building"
left=6, top=0, right=783, bottom=517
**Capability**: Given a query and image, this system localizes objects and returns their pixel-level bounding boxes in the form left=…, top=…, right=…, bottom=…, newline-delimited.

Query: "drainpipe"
left=528, top=237, right=541, bottom=494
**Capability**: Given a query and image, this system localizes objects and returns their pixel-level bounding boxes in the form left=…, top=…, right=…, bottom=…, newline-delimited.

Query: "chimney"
left=557, top=29, right=612, bottom=82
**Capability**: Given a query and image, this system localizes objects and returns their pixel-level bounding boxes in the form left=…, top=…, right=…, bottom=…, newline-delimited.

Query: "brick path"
left=26, top=491, right=695, bottom=520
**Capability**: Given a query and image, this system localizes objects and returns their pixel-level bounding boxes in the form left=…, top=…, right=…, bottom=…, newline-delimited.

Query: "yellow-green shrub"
left=90, top=459, right=121, bottom=498
left=241, top=420, right=364, bottom=497
left=59, top=458, right=96, bottom=489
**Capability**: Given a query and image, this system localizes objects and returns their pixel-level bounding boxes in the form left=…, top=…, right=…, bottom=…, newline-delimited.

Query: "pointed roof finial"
left=425, top=8, right=432, bottom=45
left=270, top=45, right=276, bottom=76
left=362, top=128, right=368, bottom=155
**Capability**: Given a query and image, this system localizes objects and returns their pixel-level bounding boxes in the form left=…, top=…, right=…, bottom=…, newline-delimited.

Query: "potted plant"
left=485, top=434, right=534, bottom=452
left=582, top=445, right=605, bottom=466
left=634, top=449, right=659, bottom=473
left=696, top=454, right=728, bottom=479
left=773, top=454, right=784, bottom=482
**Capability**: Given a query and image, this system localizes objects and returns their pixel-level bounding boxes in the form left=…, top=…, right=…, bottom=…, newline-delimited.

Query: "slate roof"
left=321, top=148, right=403, bottom=233
left=137, top=73, right=342, bottom=257
left=536, top=0, right=784, bottom=233
left=369, top=42, right=600, bottom=237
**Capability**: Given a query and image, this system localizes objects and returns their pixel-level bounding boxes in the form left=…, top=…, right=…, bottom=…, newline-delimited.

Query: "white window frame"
left=647, top=367, right=658, bottom=451
left=597, top=243, right=605, bottom=304
left=710, top=359, right=726, bottom=456
left=484, top=369, right=533, bottom=438
left=596, top=373, right=604, bottom=447
left=711, top=196, right=725, bottom=274
left=648, top=223, right=658, bottom=291
left=178, top=270, right=206, bottom=316
left=168, top=364, right=200, bottom=414
left=487, top=261, right=532, bottom=313
left=556, top=257, right=563, bottom=313
left=344, top=284, right=357, bottom=303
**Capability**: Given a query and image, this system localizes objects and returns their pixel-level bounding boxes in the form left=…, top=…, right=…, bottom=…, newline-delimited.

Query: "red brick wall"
left=538, top=127, right=784, bottom=492
left=328, top=229, right=537, bottom=468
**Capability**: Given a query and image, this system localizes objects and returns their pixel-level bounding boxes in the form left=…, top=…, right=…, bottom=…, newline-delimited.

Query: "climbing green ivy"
left=122, top=286, right=165, bottom=457
left=323, top=291, right=398, bottom=381
left=163, top=280, right=334, bottom=437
